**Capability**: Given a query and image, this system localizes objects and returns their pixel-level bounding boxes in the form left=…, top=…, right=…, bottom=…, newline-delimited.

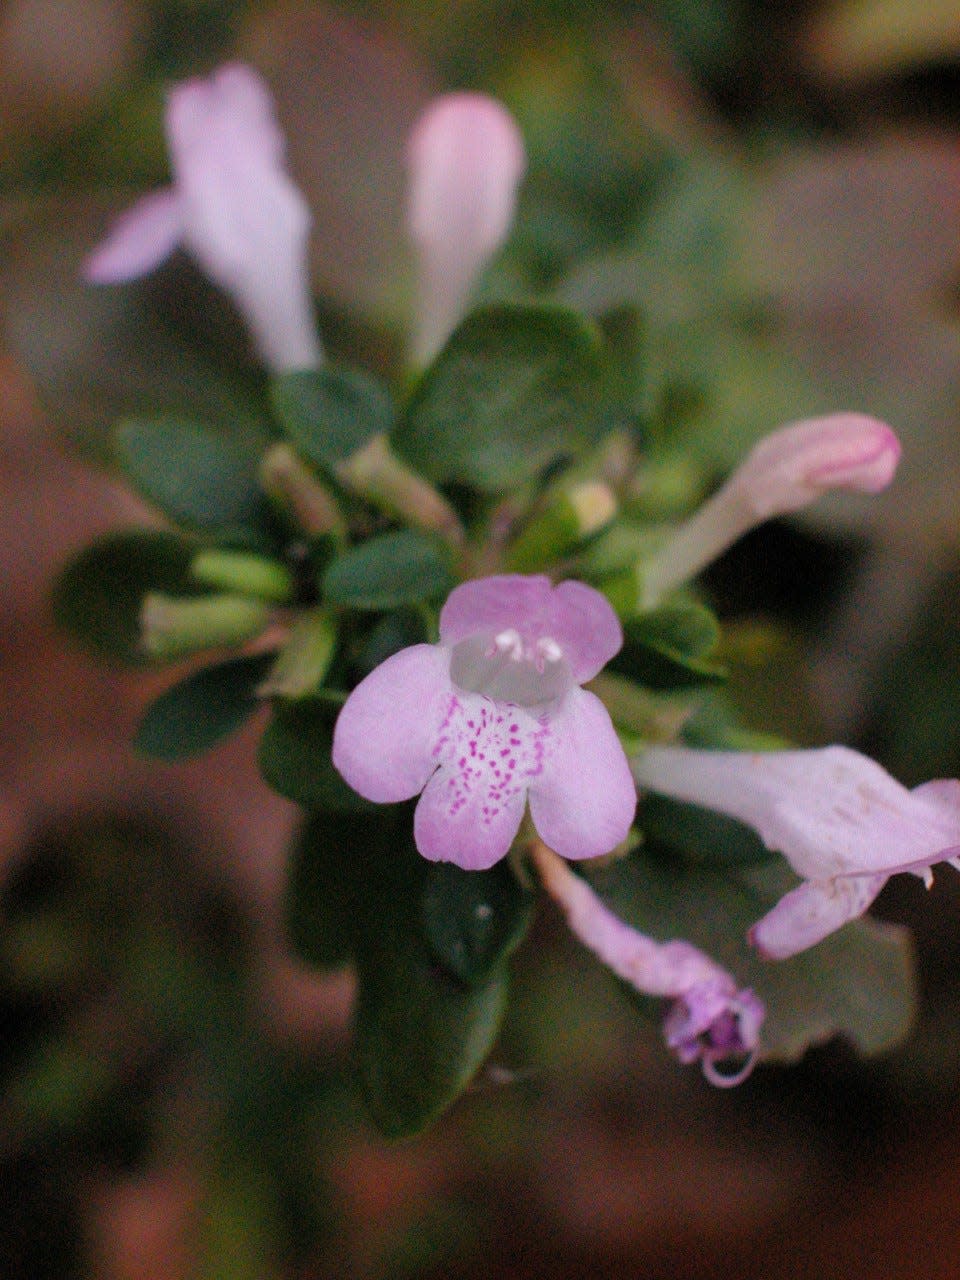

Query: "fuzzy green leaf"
left=134, top=654, right=273, bottom=760
left=395, top=304, right=607, bottom=492
left=610, top=602, right=726, bottom=688
left=258, top=699, right=371, bottom=811
left=115, top=417, right=273, bottom=543
left=322, top=530, right=453, bottom=611
left=52, top=528, right=197, bottom=666
left=422, top=861, right=534, bottom=987
left=270, top=367, right=393, bottom=472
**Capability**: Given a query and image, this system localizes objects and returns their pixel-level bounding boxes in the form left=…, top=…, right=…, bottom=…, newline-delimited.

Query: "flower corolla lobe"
left=333, top=575, right=636, bottom=870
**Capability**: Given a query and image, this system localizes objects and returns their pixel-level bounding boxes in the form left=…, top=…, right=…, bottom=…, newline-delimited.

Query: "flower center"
left=449, top=628, right=572, bottom=706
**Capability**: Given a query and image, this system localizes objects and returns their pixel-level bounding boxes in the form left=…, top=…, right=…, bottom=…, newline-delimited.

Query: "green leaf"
left=354, top=829, right=508, bottom=1137
left=284, top=810, right=382, bottom=969
left=270, top=367, right=393, bottom=472
left=258, top=699, right=372, bottom=811
left=134, top=654, right=274, bottom=760
left=115, top=417, right=273, bottom=543
left=52, top=528, right=197, bottom=666
left=322, top=530, right=453, bottom=610
left=610, top=602, right=726, bottom=688
left=590, top=849, right=916, bottom=1062
left=353, top=608, right=430, bottom=680
left=422, top=861, right=534, bottom=986
left=395, top=304, right=607, bottom=492
left=638, top=793, right=771, bottom=867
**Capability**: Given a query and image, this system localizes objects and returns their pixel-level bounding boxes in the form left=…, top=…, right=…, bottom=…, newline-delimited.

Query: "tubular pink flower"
left=531, top=842, right=764, bottom=1085
left=642, top=414, right=901, bottom=605
left=632, top=745, right=960, bottom=958
left=332, top=574, right=636, bottom=870
left=405, top=92, right=526, bottom=365
left=84, top=62, right=322, bottom=373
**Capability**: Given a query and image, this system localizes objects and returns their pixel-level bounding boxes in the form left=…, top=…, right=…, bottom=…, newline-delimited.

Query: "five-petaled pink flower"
left=333, top=574, right=637, bottom=870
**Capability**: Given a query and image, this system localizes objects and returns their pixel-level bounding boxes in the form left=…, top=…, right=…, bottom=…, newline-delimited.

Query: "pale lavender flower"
left=632, top=745, right=960, bottom=959
left=405, top=92, right=526, bottom=366
left=332, top=574, right=636, bottom=870
left=641, top=413, right=901, bottom=605
left=84, top=62, right=322, bottom=373
left=531, top=841, right=764, bottom=1084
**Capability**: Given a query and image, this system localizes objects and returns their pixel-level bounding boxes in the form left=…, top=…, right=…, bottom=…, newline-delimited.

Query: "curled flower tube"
left=85, top=62, right=322, bottom=373
left=332, top=575, right=636, bottom=870
left=641, top=414, right=901, bottom=606
left=632, top=745, right=960, bottom=958
left=405, top=92, right=526, bottom=366
left=530, top=841, right=764, bottom=1085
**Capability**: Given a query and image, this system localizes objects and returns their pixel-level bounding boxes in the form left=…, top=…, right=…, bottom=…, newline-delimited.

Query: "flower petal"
left=749, top=873, right=889, bottom=959
left=633, top=745, right=960, bottom=880
left=83, top=189, right=183, bottom=283
left=415, top=766, right=526, bottom=870
left=527, top=687, right=636, bottom=859
left=414, top=692, right=548, bottom=870
left=332, top=644, right=449, bottom=803
left=439, top=574, right=622, bottom=682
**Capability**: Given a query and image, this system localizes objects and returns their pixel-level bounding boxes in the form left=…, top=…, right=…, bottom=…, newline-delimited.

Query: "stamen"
left=492, top=628, right=525, bottom=661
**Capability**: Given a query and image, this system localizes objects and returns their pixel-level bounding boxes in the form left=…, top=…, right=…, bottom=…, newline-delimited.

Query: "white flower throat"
left=449, top=628, right=572, bottom=706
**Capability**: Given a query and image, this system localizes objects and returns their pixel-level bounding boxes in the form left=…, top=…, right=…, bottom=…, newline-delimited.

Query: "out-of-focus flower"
left=405, top=92, right=526, bottom=366
left=85, top=62, right=322, bottom=372
left=641, top=413, right=901, bottom=605
left=632, top=745, right=960, bottom=958
left=531, top=841, right=764, bottom=1084
left=332, top=574, right=636, bottom=870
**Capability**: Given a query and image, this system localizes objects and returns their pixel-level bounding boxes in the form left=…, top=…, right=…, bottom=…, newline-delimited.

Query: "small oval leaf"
left=270, top=367, right=394, bottom=472
left=115, top=416, right=273, bottom=542
left=258, top=700, right=372, bottom=811
left=395, top=303, right=607, bottom=493
left=134, top=654, right=274, bottom=760
left=322, top=530, right=453, bottom=611
left=52, top=528, right=197, bottom=666
left=422, top=861, right=534, bottom=986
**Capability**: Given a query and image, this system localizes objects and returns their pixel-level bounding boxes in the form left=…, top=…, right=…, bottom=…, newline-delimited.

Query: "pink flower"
left=332, top=575, right=636, bottom=870
left=632, top=745, right=960, bottom=958
left=531, top=842, right=764, bottom=1084
left=642, top=414, right=901, bottom=605
left=405, top=92, right=526, bottom=365
left=84, top=62, right=322, bottom=373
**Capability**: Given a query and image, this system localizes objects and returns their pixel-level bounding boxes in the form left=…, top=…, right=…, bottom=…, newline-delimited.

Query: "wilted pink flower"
left=642, top=414, right=901, bottom=605
left=85, top=62, right=322, bottom=372
left=632, top=745, right=960, bottom=958
left=405, top=92, right=526, bottom=365
left=531, top=842, right=764, bottom=1084
left=332, top=575, right=636, bottom=870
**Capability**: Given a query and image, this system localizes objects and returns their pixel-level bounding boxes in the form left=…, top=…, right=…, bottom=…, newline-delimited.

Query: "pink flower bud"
left=405, top=92, right=526, bottom=365
left=642, top=413, right=901, bottom=605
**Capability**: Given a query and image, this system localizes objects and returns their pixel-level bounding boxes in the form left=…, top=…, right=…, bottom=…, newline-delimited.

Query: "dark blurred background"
left=5, top=1, right=960, bottom=1276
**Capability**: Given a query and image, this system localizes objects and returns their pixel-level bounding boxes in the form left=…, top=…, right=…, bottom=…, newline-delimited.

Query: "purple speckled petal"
left=332, top=644, right=450, bottom=803
left=83, top=189, right=183, bottom=283
left=439, top=574, right=622, bottom=683
left=749, top=873, right=889, bottom=960
left=527, top=687, right=636, bottom=860
left=413, top=692, right=548, bottom=869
